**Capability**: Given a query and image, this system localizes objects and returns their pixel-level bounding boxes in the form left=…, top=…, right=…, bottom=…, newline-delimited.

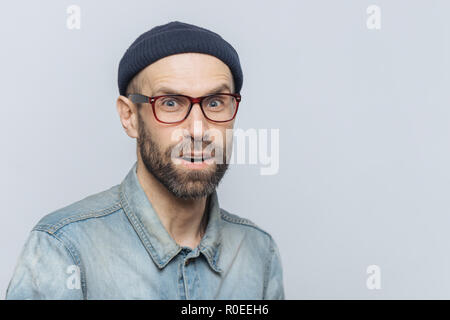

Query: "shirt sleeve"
left=263, top=236, right=285, bottom=300
left=5, top=230, right=84, bottom=300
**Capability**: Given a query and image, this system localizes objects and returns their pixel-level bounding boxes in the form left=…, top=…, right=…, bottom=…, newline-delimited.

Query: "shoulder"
left=219, top=208, right=274, bottom=243
left=34, top=184, right=123, bottom=234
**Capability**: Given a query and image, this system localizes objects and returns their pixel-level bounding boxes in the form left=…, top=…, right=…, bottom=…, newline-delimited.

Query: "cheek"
left=154, top=126, right=185, bottom=151
left=208, top=125, right=233, bottom=149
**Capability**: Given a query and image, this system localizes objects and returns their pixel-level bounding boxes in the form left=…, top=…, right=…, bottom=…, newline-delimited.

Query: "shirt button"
left=185, top=259, right=190, bottom=266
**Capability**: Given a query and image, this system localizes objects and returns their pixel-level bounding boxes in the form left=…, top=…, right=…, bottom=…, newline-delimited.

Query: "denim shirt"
left=6, top=162, right=284, bottom=300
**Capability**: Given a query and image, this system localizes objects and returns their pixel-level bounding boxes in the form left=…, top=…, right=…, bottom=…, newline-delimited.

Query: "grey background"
left=1, top=0, right=450, bottom=299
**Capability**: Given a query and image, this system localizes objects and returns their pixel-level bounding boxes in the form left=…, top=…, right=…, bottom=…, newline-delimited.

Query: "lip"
left=180, top=153, right=212, bottom=160
left=178, top=156, right=215, bottom=169
left=181, top=156, right=212, bottom=162
left=188, top=153, right=208, bottom=157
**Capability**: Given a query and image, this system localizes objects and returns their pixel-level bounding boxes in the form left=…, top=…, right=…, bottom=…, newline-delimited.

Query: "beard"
left=137, top=113, right=229, bottom=200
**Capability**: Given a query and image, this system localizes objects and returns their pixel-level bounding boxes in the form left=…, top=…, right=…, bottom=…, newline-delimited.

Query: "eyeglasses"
left=127, top=93, right=241, bottom=124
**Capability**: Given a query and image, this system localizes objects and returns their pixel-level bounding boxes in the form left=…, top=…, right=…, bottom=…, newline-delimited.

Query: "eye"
left=207, top=97, right=224, bottom=108
left=162, top=98, right=179, bottom=107
left=157, top=96, right=188, bottom=111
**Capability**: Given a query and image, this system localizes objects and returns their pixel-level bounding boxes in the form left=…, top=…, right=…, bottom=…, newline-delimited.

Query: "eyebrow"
left=153, top=83, right=232, bottom=96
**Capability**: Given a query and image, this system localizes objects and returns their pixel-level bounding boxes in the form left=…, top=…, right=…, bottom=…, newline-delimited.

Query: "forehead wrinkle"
left=149, top=72, right=234, bottom=95
left=154, top=83, right=232, bottom=97
left=137, top=52, right=235, bottom=94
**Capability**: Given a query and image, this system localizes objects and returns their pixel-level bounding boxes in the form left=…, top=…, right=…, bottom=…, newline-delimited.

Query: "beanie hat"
left=118, top=21, right=243, bottom=96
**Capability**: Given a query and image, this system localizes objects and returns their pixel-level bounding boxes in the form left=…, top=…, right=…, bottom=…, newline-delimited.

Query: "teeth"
left=181, top=157, right=211, bottom=163
left=182, top=157, right=203, bottom=162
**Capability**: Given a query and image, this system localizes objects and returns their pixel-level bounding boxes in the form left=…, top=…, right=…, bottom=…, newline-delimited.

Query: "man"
left=6, top=21, right=284, bottom=299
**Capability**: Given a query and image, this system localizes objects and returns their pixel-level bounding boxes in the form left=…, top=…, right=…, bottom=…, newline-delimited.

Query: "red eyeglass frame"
left=127, top=93, right=241, bottom=124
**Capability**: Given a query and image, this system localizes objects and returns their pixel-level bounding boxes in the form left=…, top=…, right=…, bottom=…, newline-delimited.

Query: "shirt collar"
left=119, top=161, right=223, bottom=273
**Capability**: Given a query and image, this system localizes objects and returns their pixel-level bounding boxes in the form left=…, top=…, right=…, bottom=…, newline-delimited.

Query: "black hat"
left=118, top=21, right=243, bottom=96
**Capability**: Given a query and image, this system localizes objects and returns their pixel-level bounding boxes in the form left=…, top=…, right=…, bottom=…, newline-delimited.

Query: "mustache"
left=168, top=138, right=223, bottom=159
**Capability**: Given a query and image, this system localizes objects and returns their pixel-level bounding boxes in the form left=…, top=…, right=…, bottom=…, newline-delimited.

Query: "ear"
left=116, top=95, right=139, bottom=139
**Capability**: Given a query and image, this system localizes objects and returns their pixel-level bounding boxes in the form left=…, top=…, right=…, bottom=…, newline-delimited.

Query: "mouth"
left=181, top=156, right=212, bottom=163
left=176, top=154, right=215, bottom=169
left=180, top=153, right=213, bottom=163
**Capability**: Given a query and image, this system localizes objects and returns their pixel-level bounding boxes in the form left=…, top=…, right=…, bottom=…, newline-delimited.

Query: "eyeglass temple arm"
left=127, top=93, right=150, bottom=104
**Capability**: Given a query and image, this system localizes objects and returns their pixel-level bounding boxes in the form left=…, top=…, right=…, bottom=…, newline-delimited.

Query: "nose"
left=184, top=102, right=210, bottom=141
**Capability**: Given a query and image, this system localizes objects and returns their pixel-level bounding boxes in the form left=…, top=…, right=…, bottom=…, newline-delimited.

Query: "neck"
left=136, top=159, right=209, bottom=250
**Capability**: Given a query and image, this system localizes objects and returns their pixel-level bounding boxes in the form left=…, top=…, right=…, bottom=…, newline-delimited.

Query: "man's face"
left=134, top=53, right=236, bottom=199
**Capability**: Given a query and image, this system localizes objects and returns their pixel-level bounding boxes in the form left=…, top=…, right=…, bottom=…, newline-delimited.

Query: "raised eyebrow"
left=205, top=83, right=232, bottom=95
left=153, top=87, right=179, bottom=95
left=153, top=83, right=232, bottom=96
